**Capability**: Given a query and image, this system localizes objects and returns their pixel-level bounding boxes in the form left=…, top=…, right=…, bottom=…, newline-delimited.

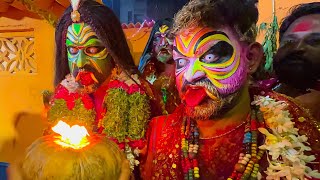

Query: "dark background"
left=102, top=0, right=189, bottom=23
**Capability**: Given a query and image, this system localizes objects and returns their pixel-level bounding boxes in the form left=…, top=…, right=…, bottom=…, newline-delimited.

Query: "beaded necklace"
left=180, top=106, right=266, bottom=180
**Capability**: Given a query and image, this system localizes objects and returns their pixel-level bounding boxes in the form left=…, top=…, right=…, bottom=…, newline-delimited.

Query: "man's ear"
left=246, top=42, right=263, bottom=74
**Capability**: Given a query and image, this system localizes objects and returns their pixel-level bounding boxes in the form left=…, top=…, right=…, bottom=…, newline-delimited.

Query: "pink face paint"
left=174, top=27, right=248, bottom=98
left=292, top=21, right=313, bottom=33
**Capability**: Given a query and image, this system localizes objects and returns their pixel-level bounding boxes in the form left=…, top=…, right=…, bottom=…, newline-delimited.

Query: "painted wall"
left=0, top=7, right=53, bottom=162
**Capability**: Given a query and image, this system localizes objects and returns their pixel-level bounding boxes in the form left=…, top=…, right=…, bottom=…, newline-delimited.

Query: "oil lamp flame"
left=52, top=120, right=90, bottom=149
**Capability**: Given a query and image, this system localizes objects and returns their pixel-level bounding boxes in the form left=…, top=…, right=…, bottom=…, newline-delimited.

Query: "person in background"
left=273, top=2, right=320, bottom=119
left=141, top=0, right=320, bottom=179
left=138, top=18, right=180, bottom=114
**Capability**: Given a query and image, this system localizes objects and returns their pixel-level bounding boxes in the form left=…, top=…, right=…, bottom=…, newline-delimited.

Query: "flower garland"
left=181, top=95, right=320, bottom=180
left=101, top=69, right=151, bottom=170
left=47, top=75, right=95, bottom=131
left=46, top=69, right=150, bottom=170
left=252, top=95, right=320, bottom=179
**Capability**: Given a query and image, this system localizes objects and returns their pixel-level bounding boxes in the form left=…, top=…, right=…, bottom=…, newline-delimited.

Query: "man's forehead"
left=179, top=27, right=216, bottom=37
left=287, top=14, right=320, bottom=34
left=67, top=23, right=96, bottom=36
left=176, top=27, right=217, bottom=43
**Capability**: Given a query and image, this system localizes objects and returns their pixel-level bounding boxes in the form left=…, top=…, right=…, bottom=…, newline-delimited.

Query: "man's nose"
left=76, top=51, right=88, bottom=68
left=293, top=40, right=307, bottom=54
left=184, top=61, right=206, bottom=83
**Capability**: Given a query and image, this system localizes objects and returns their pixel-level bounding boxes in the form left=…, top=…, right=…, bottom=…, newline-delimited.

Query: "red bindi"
left=292, top=21, right=313, bottom=32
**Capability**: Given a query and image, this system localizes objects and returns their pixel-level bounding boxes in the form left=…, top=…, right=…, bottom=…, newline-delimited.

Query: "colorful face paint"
left=66, top=23, right=113, bottom=85
left=292, top=21, right=313, bottom=33
left=174, top=27, right=247, bottom=97
left=153, top=25, right=174, bottom=63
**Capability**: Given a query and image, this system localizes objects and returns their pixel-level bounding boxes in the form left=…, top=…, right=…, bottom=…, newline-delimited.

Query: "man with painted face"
left=273, top=2, right=320, bottom=119
left=141, top=0, right=320, bottom=179
left=139, top=18, right=174, bottom=77
left=139, top=18, right=180, bottom=114
left=49, top=0, right=152, bottom=177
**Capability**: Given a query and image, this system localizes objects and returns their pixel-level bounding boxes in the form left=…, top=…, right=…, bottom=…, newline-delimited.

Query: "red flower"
left=77, top=71, right=96, bottom=86
left=118, top=143, right=126, bottom=150
left=53, top=85, right=69, bottom=99
left=128, top=139, right=146, bottom=149
left=81, top=94, right=94, bottom=110
left=109, top=138, right=126, bottom=150
left=52, top=84, right=86, bottom=110
left=108, top=80, right=129, bottom=92
left=128, top=84, right=141, bottom=94
left=66, top=99, right=75, bottom=110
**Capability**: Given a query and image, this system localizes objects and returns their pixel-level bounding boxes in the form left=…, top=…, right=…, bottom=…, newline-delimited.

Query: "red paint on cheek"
left=292, top=21, right=313, bottom=32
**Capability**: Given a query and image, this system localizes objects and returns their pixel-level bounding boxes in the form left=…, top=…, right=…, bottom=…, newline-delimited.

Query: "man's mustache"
left=181, top=79, right=220, bottom=97
left=73, top=64, right=97, bottom=74
left=73, top=64, right=105, bottom=84
left=157, top=47, right=172, bottom=55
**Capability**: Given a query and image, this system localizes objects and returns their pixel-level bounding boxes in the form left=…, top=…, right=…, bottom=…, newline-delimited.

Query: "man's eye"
left=280, top=39, right=295, bottom=47
left=200, top=41, right=233, bottom=64
left=202, top=54, right=219, bottom=63
left=176, top=58, right=188, bottom=69
left=68, top=47, right=79, bottom=55
left=306, top=37, right=320, bottom=46
left=85, top=46, right=104, bottom=55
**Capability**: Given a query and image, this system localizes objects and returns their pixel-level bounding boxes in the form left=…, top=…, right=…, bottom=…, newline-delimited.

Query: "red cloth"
left=141, top=90, right=320, bottom=180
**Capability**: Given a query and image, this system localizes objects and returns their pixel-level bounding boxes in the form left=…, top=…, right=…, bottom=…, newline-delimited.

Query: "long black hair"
left=54, top=0, right=137, bottom=86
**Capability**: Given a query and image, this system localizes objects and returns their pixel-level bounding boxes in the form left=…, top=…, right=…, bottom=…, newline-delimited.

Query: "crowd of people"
left=6, top=0, right=320, bottom=179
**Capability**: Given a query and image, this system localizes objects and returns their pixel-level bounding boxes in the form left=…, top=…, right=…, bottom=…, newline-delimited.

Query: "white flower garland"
left=124, top=144, right=140, bottom=170
left=252, top=95, right=320, bottom=180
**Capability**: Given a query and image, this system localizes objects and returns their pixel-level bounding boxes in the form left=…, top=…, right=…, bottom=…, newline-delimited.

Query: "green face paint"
left=66, top=23, right=113, bottom=85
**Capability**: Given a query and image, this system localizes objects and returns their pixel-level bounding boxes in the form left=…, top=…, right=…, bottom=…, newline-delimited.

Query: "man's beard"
left=184, top=80, right=241, bottom=120
left=274, top=52, right=320, bottom=90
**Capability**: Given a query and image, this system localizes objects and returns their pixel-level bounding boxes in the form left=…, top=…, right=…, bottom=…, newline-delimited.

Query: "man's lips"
left=183, top=86, right=219, bottom=107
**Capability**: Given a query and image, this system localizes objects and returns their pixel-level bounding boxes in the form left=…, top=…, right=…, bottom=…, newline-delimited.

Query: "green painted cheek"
left=191, top=59, right=203, bottom=75
left=67, top=51, right=77, bottom=73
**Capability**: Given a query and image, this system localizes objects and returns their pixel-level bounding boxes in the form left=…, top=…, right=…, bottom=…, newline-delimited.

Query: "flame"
left=52, top=120, right=90, bottom=149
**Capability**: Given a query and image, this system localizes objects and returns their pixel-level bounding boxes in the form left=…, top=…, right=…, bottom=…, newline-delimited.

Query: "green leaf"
left=258, top=22, right=268, bottom=32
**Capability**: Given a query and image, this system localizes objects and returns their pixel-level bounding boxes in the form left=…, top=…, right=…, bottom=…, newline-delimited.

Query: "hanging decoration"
left=17, top=0, right=59, bottom=26
left=258, top=0, right=278, bottom=73
left=101, top=68, right=151, bottom=169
